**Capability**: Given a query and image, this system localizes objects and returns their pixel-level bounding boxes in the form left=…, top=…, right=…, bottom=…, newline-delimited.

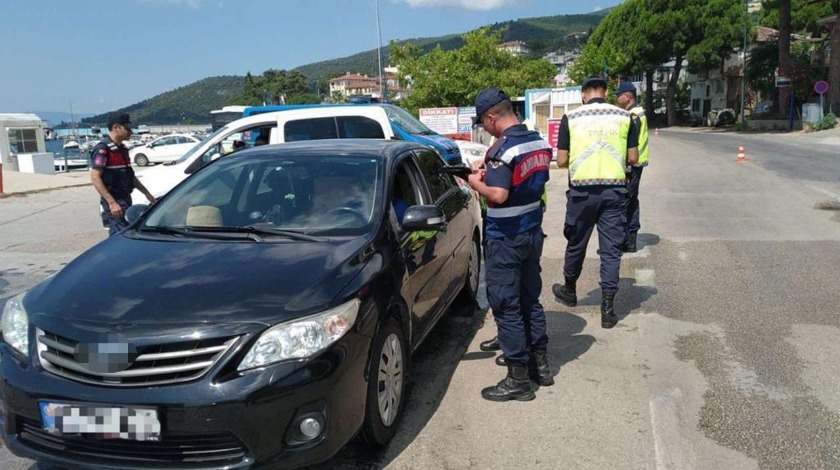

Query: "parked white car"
left=129, top=134, right=202, bottom=166
left=454, top=140, right=489, bottom=167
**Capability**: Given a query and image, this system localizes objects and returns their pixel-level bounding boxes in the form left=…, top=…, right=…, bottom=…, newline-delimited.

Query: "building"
left=543, top=49, right=580, bottom=86
left=497, top=41, right=531, bottom=56
left=329, top=73, right=379, bottom=99
left=748, top=0, right=762, bottom=14
left=0, top=113, right=51, bottom=173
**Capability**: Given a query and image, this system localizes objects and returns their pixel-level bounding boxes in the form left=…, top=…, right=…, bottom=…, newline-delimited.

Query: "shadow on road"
left=311, top=300, right=486, bottom=470
left=542, top=312, right=595, bottom=382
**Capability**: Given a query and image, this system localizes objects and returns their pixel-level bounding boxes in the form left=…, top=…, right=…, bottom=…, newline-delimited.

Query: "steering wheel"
left=326, top=207, right=367, bottom=225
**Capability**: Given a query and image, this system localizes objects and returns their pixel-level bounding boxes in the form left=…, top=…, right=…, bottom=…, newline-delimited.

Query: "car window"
left=284, top=117, right=338, bottom=142
left=415, top=149, right=455, bottom=202
left=145, top=152, right=382, bottom=236
left=391, top=157, right=422, bottom=226
left=176, top=136, right=192, bottom=144
left=337, top=116, right=385, bottom=139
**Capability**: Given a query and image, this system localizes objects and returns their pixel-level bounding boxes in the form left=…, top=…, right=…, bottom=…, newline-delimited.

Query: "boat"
left=62, top=140, right=80, bottom=150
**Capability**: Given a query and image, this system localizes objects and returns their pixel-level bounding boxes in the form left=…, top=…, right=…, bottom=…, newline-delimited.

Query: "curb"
left=0, top=182, right=93, bottom=199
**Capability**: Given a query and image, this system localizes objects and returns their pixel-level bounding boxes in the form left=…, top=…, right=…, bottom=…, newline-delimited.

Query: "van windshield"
left=384, top=105, right=436, bottom=136
left=171, top=126, right=227, bottom=165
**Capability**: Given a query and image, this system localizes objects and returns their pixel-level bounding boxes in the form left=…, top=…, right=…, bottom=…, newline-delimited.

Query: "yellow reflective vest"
left=629, top=105, right=649, bottom=167
left=566, top=102, right=631, bottom=187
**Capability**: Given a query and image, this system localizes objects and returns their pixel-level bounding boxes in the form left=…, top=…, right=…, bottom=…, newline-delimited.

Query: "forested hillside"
left=82, top=11, right=608, bottom=124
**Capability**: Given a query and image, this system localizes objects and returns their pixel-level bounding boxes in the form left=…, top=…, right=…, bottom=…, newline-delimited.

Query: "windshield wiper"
left=138, top=225, right=262, bottom=242
left=236, top=225, right=322, bottom=242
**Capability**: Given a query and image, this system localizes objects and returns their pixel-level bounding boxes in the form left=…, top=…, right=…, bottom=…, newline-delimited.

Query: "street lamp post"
left=740, top=0, right=749, bottom=127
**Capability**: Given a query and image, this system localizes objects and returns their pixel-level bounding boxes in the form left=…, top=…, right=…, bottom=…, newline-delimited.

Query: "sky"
left=0, top=0, right=622, bottom=114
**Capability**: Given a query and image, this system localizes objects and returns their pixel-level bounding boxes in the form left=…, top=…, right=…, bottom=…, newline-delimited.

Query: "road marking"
left=650, top=391, right=697, bottom=470
left=0, top=202, right=68, bottom=227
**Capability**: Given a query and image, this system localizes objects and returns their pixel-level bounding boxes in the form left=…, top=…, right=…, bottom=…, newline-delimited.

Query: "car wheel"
left=362, top=318, right=406, bottom=448
left=456, top=233, right=481, bottom=311
left=134, top=154, right=149, bottom=166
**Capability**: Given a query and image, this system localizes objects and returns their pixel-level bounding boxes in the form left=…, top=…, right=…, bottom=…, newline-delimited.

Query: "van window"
left=337, top=116, right=385, bottom=139
left=284, top=118, right=338, bottom=142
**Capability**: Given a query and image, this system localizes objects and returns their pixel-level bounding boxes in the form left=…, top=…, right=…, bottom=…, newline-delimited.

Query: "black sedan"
left=0, top=140, right=482, bottom=469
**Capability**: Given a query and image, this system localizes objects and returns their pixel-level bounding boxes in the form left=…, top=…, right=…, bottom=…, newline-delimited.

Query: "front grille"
left=18, top=418, right=249, bottom=467
left=36, top=329, right=238, bottom=387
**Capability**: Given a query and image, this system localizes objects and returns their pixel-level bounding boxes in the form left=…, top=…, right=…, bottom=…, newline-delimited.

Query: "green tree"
left=389, top=28, right=556, bottom=115
left=571, top=0, right=743, bottom=126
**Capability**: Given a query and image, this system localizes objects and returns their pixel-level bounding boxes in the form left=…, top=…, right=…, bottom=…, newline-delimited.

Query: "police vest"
left=629, top=105, right=649, bottom=167
left=566, top=103, right=631, bottom=186
left=484, top=129, right=552, bottom=238
left=93, top=139, right=135, bottom=198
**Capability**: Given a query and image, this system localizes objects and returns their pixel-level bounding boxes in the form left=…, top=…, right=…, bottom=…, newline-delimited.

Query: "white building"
left=498, top=41, right=531, bottom=56
left=523, top=87, right=583, bottom=137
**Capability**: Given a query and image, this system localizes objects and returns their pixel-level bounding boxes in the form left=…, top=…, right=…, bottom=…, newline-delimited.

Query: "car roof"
left=227, top=105, right=390, bottom=128
left=225, top=139, right=427, bottom=162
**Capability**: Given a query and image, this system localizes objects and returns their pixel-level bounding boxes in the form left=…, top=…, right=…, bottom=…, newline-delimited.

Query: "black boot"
left=530, top=348, right=554, bottom=386
left=601, top=294, right=618, bottom=329
left=552, top=279, right=577, bottom=307
left=481, top=363, right=535, bottom=402
left=624, top=233, right=638, bottom=253
left=480, top=336, right=501, bottom=352
left=495, top=355, right=506, bottom=366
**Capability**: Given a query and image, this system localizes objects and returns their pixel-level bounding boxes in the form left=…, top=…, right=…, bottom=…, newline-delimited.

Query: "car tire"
left=134, top=154, right=149, bottom=166
left=456, top=233, right=481, bottom=312
left=362, top=317, right=407, bottom=448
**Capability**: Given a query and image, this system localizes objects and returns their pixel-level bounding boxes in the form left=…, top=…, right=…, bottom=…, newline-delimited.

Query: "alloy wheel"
left=377, top=333, right=404, bottom=427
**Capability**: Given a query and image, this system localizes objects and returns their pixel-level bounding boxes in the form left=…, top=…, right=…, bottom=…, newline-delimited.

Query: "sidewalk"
left=0, top=168, right=92, bottom=197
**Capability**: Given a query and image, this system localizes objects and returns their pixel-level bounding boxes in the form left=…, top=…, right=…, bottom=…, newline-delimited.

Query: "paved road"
left=1, top=129, right=839, bottom=470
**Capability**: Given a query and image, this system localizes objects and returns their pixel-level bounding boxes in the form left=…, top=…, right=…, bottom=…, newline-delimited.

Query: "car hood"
left=25, top=235, right=371, bottom=327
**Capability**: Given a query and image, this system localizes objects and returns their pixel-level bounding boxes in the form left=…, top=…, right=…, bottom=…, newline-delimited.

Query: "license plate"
left=39, top=401, right=161, bottom=441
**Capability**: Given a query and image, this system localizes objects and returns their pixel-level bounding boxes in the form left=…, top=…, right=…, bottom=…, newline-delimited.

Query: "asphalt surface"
left=1, top=128, right=839, bottom=469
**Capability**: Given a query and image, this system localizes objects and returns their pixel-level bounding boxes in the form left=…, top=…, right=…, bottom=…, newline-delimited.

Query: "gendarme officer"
left=90, top=113, right=156, bottom=235
left=467, top=87, right=553, bottom=402
left=613, top=81, right=649, bottom=253
left=552, top=77, right=640, bottom=328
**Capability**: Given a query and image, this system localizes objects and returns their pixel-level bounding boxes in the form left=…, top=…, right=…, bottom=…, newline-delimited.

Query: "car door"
left=148, top=136, right=176, bottom=163
left=168, top=136, right=198, bottom=161
left=413, top=148, right=473, bottom=306
left=391, top=153, right=452, bottom=346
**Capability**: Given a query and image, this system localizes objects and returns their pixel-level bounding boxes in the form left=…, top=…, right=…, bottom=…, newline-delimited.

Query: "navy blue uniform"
left=484, top=124, right=552, bottom=364
left=91, top=137, right=135, bottom=235
left=557, top=99, right=639, bottom=296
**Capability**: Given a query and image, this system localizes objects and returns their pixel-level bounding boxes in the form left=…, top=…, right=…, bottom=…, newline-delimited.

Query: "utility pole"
left=740, top=0, right=748, bottom=126
left=375, top=0, right=384, bottom=99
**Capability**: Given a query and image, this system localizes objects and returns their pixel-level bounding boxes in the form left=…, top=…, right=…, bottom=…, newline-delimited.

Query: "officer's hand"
left=467, top=172, right=484, bottom=187
left=108, top=201, right=124, bottom=219
left=469, top=160, right=484, bottom=173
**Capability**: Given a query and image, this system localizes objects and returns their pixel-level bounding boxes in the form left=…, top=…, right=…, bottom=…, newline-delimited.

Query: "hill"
left=84, top=12, right=606, bottom=124
left=82, top=76, right=244, bottom=126
left=295, top=13, right=603, bottom=79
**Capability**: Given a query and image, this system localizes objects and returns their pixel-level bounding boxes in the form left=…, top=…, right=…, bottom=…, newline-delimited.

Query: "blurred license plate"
left=39, top=401, right=161, bottom=441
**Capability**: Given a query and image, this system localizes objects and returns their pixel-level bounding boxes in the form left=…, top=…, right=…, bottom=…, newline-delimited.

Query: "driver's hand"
left=470, top=160, right=485, bottom=173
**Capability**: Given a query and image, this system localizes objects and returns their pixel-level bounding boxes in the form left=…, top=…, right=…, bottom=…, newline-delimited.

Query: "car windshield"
left=141, top=151, right=382, bottom=237
left=171, top=126, right=227, bottom=164
left=384, top=105, right=436, bottom=135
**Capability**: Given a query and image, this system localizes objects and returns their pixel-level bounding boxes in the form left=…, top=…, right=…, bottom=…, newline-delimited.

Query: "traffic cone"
left=736, top=145, right=748, bottom=162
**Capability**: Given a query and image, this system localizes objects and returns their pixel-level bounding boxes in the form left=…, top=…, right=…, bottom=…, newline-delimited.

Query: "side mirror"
left=210, top=152, right=222, bottom=162
left=125, top=204, right=150, bottom=224
left=446, top=156, right=463, bottom=165
left=401, top=205, right=446, bottom=231
left=436, top=164, right=473, bottom=180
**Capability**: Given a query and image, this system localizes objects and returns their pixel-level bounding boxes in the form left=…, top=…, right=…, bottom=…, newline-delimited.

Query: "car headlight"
left=1, top=293, right=29, bottom=357
left=238, top=299, right=360, bottom=371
